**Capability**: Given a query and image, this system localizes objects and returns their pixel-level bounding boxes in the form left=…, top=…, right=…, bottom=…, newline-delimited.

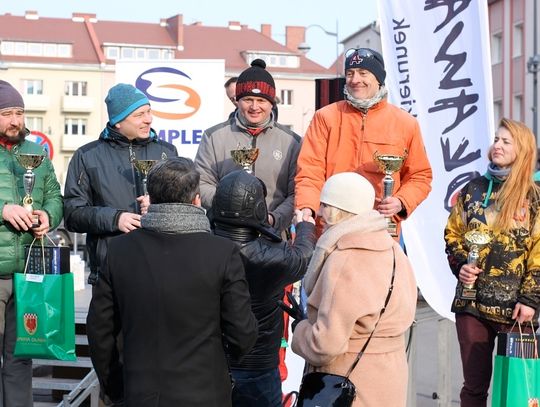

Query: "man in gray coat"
left=195, top=59, right=300, bottom=232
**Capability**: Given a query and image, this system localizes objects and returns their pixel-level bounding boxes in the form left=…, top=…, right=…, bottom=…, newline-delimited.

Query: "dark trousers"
left=455, top=313, right=531, bottom=407
left=231, top=367, right=282, bottom=407
left=0, top=279, right=32, bottom=407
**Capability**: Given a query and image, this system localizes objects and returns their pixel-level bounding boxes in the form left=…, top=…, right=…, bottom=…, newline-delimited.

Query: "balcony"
left=61, top=134, right=96, bottom=152
left=24, top=94, right=51, bottom=112
left=62, top=96, right=95, bottom=113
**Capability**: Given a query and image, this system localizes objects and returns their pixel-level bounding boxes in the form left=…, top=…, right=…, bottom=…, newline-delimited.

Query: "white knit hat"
left=320, top=172, right=375, bottom=215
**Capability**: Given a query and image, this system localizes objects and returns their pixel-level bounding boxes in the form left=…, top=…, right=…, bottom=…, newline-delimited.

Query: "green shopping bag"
left=492, top=355, right=540, bottom=407
left=13, top=237, right=76, bottom=361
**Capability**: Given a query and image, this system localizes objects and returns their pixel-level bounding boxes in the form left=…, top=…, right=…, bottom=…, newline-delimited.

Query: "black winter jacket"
left=229, top=221, right=316, bottom=370
left=63, top=125, right=177, bottom=282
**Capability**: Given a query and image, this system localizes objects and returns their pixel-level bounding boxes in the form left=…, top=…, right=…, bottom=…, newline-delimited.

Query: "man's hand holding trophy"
left=373, top=149, right=408, bottom=236
left=15, top=153, right=45, bottom=228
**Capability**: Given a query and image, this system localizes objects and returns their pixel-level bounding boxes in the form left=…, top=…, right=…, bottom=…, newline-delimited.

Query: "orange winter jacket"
left=295, top=99, right=432, bottom=235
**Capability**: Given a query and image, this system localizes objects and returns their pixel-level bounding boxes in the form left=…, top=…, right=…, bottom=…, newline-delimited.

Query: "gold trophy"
left=132, top=160, right=158, bottom=195
left=15, top=153, right=45, bottom=228
left=373, top=150, right=408, bottom=236
left=459, top=230, right=492, bottom=300
left=231, top=145, right=259, bottom=174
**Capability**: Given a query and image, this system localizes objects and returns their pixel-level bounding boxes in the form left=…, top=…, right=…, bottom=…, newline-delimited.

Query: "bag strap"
left=22, top=233, right=57, bottom=275
left=344, top=246, right=396, bottom=379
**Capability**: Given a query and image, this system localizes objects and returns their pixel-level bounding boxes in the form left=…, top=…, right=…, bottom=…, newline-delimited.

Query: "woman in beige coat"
left=291, top=172, right=417, bottom=407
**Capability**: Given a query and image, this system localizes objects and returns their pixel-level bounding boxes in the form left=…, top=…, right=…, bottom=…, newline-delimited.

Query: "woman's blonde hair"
left=323, top=205, right=355, bottom=227
left=489, top=118, right=540, bottom=231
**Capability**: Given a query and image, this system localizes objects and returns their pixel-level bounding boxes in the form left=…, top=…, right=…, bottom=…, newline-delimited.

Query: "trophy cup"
left=231, top=145, right=259, bottom=174
left=373, top=150, right=408, bottom=236
left=15, top=153, right=45, bottom=228
left=459, top=230, right=492, bottom=300
left=132, top=159, right=158, bottom=195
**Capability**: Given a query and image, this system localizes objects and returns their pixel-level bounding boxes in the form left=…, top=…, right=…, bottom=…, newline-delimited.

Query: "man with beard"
left=195, top=59, right=299, bottom=233
left=0, top=80, right=63, bottom=406
left=64, top=83, right=177, bottom=285
left=295, top=48, right=433, bottom=238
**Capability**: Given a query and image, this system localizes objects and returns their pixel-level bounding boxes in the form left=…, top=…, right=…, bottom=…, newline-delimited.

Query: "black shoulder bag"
left=295, top=248, right=397, bottom=407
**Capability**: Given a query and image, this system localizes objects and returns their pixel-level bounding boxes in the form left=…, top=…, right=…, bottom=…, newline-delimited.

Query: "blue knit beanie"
left=0, top=80, right=24, bottom=110
left=105, top=83, right=150, bottom=125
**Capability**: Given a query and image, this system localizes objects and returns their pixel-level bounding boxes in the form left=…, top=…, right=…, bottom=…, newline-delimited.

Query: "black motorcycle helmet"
left=211, top=170, right=281, bottom=242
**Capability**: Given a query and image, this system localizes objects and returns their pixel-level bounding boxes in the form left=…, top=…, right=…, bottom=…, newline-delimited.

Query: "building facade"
left=0, top=11, right=332, bottom=184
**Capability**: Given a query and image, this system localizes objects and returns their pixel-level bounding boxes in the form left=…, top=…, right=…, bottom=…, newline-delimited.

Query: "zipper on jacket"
left=251, top=136, right=257, bottom=174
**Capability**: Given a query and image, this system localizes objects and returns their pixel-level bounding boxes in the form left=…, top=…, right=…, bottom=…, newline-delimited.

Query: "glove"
left=277, top=291, right=306, bottom=332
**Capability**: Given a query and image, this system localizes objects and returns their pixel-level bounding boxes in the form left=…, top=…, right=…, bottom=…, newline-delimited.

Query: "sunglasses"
left=344, top=48, right=376, bottom=60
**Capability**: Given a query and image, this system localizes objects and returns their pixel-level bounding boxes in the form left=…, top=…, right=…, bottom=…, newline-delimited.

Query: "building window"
left=64, top=118, right=87, bottom=136
left=121, top=47, right=135, bottom=59
left=106, top=47, right=119, bottom=59
left=0, top=41, right=71, bottom=58
left=43, top=43, right=57, bottom=57
left=57, top=44, right=72, bottom=58
left=513, top=94, right=523, bottom=121
left=26, top=116, right=43, bottom=132
left=65, top=81, right=88, bottom=96
left=136, top=48, right=146, bottom=59
left=15, top=42, right=27, bottom=56
left=0, top=41, right=14, bottom=55
left=493, top=100, right=502, bottom=125
left=280, top=90, right=293, bottom=105
left=22, top=80, right=43, bottom=95
left=491, top=32, right=502, bottom=64
left=27, top=43, right=43, bottom=56
left=513, top=23, right=523, bottom=58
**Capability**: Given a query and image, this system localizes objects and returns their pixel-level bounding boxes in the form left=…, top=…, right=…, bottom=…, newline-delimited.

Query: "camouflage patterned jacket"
left=444, top=174, right=540, bottom=324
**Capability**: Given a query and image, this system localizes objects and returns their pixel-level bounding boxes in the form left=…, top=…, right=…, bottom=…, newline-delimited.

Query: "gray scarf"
left=303, top=210, right=388, bottom=295
left=141, top=203, right=211, bottom=234
left=344, top=85, right=388, bottom=112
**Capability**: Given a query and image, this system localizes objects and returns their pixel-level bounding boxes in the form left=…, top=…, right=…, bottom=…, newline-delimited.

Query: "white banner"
left=378, top=1, right=494, bottom=320
left=115, top=60, right=225, bottom=159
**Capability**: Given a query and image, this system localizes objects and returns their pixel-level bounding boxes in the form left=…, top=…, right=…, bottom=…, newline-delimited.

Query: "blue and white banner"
left=116, top=60, right=225, bottom=159
left=378, top=1, right=494, bottom=320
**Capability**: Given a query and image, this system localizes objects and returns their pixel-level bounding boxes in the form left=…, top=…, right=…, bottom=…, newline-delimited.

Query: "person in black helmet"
left=211, top=170, right=316, bottom=407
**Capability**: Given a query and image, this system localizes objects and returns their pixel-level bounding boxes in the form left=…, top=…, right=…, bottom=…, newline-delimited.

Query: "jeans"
left=231, top=368, right=282, bottom=407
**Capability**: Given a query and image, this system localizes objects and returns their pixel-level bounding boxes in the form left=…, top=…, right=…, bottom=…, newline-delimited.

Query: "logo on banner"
left=24, top=313, right=38, bottom=335
left=26, top=131, right=54, bottom=160
left=135, top=67, right=201, bottom=120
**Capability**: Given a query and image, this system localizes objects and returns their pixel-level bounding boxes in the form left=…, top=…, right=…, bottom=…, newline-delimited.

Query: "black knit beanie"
left=344, top=48, right=386, bottom=85
left=0, top=80, right=24, bottom=110
left=235, top=59, right=276, bottom=104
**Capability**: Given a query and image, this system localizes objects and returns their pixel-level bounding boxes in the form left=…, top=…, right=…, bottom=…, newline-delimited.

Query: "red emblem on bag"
left=24, top=313, right=37, bottom=335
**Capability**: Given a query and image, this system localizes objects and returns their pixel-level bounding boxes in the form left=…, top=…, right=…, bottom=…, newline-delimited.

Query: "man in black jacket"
left=211, top=170, right=316, bottom=407
left=63, top=83, right=177, bottom=285
left=87, top=157, right=257, bottom=407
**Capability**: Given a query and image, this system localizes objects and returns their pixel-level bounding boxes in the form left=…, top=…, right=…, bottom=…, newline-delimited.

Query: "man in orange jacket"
left=295, top=48, right=432, bottom=238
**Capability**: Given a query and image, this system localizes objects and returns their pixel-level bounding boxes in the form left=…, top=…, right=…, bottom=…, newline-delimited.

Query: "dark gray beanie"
left=0, top=80, right=24, bottom=110
left=105, top=83, right=150, bottom=125
left=344, top=48, right=386, bottom=85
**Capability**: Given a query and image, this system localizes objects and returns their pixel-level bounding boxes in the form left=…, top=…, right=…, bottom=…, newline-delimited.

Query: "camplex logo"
left=135, top=67, right=201, bottom=120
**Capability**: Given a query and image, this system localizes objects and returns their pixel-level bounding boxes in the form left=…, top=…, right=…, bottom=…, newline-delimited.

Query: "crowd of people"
left=0, top=46, right=538, bottom=407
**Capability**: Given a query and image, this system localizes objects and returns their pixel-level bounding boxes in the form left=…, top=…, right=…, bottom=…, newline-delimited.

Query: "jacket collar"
left=99, top=123, right=158, bottom=145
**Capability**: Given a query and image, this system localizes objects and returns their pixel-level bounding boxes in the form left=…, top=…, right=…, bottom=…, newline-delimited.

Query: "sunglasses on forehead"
left=345, top=48, right=376, bottom=59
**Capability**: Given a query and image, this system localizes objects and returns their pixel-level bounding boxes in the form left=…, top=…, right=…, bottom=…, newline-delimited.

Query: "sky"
left=4, top=0, right=379, bottom=68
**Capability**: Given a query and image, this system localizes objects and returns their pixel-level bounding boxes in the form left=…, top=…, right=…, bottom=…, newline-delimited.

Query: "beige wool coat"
left=291, top=211, right=417, bottom=407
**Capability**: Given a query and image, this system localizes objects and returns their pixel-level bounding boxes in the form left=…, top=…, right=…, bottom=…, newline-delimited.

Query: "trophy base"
left=31, top=214, right=41, bottom=229
left=459, top=287, right=477, bottom=300
left=387, top=220, right=398, bottom=237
